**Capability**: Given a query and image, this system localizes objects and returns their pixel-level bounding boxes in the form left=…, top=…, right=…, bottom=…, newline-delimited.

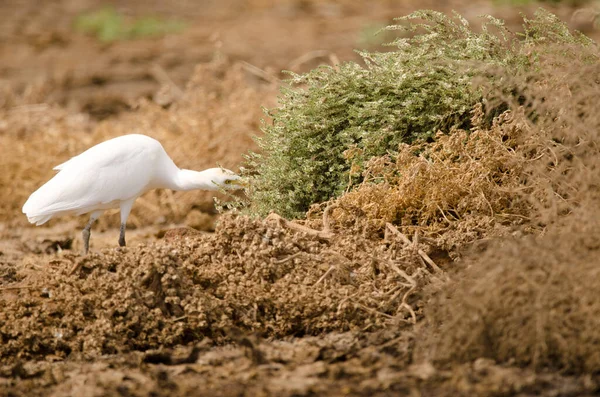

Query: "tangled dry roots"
left=0, top=215, right=440, bottom=363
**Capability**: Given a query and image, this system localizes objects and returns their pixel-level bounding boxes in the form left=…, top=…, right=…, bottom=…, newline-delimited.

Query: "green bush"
left=244, top=10, right=593, bottom=219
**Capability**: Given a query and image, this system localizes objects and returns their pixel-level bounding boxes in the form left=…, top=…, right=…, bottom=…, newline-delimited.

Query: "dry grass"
left=485, top=48, right=600, bottom=226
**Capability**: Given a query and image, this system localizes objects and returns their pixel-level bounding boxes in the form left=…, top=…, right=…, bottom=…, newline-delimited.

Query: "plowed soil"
left=2, top=1, right=600, bottom=396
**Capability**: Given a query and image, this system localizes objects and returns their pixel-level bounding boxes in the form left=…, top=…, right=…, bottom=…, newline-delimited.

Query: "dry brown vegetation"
left=421, top=212, right=600, bottom=373
left=2, top=1, right=600, bottom=396
left=331, top=105, right=534, bottom=253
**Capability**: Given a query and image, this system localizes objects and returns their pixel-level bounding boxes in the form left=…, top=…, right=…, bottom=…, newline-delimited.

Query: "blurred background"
left=1, top=0, right=598, bottom=119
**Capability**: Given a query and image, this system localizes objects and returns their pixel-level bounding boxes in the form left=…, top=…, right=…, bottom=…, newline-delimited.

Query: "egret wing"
left=23, top=144, right=157, bottom=218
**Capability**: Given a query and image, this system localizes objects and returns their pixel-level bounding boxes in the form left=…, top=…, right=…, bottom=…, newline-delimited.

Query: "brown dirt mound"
left=0, top=214, right=439, bottom=363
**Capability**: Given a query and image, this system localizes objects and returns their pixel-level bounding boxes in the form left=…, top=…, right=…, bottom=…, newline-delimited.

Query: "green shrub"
left=244, top=9, right=592, bottom=219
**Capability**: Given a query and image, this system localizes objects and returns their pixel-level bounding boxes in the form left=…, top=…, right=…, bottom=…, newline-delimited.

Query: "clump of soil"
left=2, top=327, right=598, bottom=397
left=0, top=214, right=438, bottom=363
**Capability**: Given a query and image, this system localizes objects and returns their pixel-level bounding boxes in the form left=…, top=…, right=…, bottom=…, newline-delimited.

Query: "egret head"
left=206, top=167, right=243, bottom=190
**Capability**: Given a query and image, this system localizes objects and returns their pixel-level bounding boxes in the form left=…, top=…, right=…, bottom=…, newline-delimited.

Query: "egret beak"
left=231, top=178, right=248, bottom=188
left=218, top=176, right=246, bottom=190
left=227, top=178, right=247, bottom=190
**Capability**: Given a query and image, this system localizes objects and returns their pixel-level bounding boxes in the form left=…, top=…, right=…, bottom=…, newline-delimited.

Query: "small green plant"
left=74, top=6, right=186, bottom=42
left=244, top=9, right=593, bottom=220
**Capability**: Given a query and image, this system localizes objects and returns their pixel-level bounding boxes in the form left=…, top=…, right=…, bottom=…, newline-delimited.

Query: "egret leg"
left=119, top=224, right=126, bottom=247
left=82, top=210, right=103, bottom=255
left=118, top=199, right=135, bottom=248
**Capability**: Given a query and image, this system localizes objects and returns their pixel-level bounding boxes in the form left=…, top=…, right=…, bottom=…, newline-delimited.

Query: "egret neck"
left=172, top=169, right=222, bottom=191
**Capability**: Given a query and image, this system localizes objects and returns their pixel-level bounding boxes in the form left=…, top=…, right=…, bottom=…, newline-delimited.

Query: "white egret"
left=22, top=134, right=242, bottom=254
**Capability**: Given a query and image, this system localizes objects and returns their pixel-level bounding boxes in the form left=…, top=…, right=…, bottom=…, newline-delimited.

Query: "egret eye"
left=224, top=179, right=232, bottom=185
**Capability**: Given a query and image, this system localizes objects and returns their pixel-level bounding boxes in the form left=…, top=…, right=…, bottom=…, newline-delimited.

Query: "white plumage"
left=23, top=134, right=241, bottom=253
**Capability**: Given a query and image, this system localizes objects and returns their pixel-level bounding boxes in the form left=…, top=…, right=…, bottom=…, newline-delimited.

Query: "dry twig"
left=240, top=61, right=280, bottom=84
left=288, top=50, right=331, bottom=70
left=266, top=213, right=333, bottom=240
left=274, top=252, right=303, bottom=264
left=314, top=266, right=336, bottom=287
left=0, top=285, right=35, bottom=291
left=151, top=64, right=185, bottom=98
left=386, top=223, right=442, bottom=273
